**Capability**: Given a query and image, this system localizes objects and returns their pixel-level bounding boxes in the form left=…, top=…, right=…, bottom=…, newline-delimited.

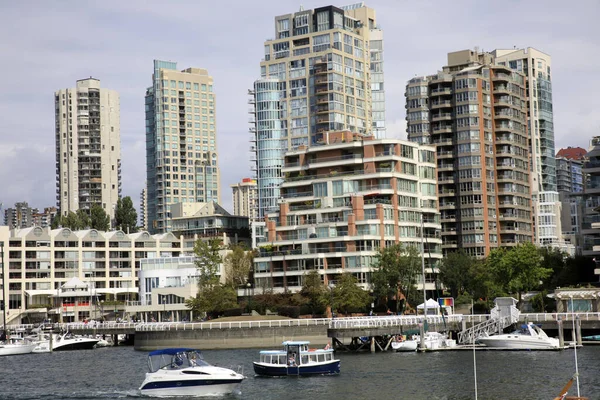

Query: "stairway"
left=457, top=298, right=520, bottom=344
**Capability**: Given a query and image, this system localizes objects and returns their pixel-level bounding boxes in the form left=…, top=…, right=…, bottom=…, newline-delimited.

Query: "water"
left=0, top=346, right=598, bottom=400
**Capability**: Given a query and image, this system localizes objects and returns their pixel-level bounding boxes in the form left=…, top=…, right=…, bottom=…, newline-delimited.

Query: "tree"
left=54, top=211, right=86, bottom=230
left=185, top=284, right=238, bottom=319
left=332, top=273, right=370, bottom=315
left=438, top=250, right=473, bottom=299
left=371, top=244, right=420, bottom=314
left=90, top=204, right=110, bottom=231
left=223, top=245, right=253, bottom=289
left=193, top=238, right=223, bottom=287
left=300, top=270, right=328, bottom=316
left=490, top=243, right=552, bottom=303
left=115, top=196, right=138, bottom=233
left=75, top=209, right=91, bottom=230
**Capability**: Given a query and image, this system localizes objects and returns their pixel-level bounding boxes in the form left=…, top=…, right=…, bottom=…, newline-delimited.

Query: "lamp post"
left=162, top=295, right=167, bottom=322
left=420, top=212, right=427, bottom=319
left=329, top=281, right=335, bottom=320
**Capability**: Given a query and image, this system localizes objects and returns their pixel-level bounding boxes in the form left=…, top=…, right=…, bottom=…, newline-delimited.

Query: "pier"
left=6, top=311, right=600, bottom=351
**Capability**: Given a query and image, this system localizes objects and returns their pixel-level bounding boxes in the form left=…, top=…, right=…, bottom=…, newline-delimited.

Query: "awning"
left=554, top=290, right=599, bottom=299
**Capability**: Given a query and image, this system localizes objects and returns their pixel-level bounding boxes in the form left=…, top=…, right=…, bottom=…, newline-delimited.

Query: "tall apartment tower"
left=230, top=178, right=258, bottom=220
left=4, top=202, right=37, bottom=228
left=492, top=48, right=563, bottom=247
left=250, top=3, right=383, bottom=218
left=55, top=78, right=121, bottom=220
left=406, top=50, right=533, bottom=258
left=145, top=60, right=220, bottom=233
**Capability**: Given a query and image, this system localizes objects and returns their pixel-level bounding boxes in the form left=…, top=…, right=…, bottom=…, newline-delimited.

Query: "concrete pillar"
left=49, top=333, right=54, bottom=352
left=461, top=319, right=466, bottom=333
left=557, top=318, right=564, bottom=348
left=576, top=316, right=582, bottom=346
left=113, top=334, right=119, bottom=346
left=370, top=337, right=375, bottom=353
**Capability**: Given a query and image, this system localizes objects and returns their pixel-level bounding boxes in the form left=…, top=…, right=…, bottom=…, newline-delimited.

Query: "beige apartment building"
left=55, top=78, right=121, bottom=221
left=254, top=131, right=442, bottom=295
left=251, top=3, right=384, bottom=218
left=230, top=178, right=258, bottom=220
left=145, top=60, right=220, bottom=233
left=0, top=226, right=182, bottom=325
left=406, top=50, right=533, bottom=258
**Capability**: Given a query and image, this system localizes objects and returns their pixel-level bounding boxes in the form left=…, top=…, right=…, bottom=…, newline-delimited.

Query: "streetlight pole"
left=163, top=295, right=167, bottom=322
left=329, top=282, right=335, bottom=320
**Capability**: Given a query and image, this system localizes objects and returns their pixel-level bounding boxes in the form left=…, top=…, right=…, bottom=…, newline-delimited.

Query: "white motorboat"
left=391, top=335, right=418, bottom=352
left=139, top=348, right=244, bottom=397
left=32, top=331, right=99, bottom=352
left=0, top=337, right=35, bottom=356
left=414, top=331, right=457, bottom=351
left=477, top=322, right=560, bottom=350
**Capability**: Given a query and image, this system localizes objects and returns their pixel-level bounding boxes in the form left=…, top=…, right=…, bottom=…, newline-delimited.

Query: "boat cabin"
left=258, top=341, right=334, bottom=367
left=147, top=348, right=209, bottom=372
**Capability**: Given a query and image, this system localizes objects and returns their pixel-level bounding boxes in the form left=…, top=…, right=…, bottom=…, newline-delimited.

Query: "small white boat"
left=391, top=335, right=418, bottom=352
left=0, top=337, right=35, bottom=356
left=32, top=331, right=99, bottom=352
left=477, top=322, right=560, bottom=350
left=139, top=348, right=244, bottom=397
left=414, top=331, right=457, bottom=351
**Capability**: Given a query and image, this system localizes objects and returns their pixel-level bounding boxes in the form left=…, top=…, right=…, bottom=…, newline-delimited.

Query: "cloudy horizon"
left=1, top=0, right=598, bottom=218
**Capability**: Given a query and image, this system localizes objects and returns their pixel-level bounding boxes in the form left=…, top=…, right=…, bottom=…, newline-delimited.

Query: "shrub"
left=278, top=306, right=300, bottom=318
left=222, top=308, right=243, bottom=317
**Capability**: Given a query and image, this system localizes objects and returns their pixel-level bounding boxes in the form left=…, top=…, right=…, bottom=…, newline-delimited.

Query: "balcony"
left=431, top=100, right=452, bottom=109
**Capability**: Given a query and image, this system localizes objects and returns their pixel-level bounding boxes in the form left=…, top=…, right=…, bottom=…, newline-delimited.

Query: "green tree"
left=90, top=204, right=110, bottom=231
left=332, top=273, right=370, bottom=315
left=193, top=238, right=223, bottom=287
left=55, top=211, right=86, bottom=230
left=185, top=284, right=238, bottom=319
left=223, top=245, right=253, bottom=288
left=115, top=196, right=138, bottom=233
left=300, top=270, right=328, bottom=316
left=76, top=209, right=91, bottom=230
left=438, top=250, right=473, bottom=299
left=490, top=243, right=552, bottom=302
left=539, top=247, right=567, bottom=289
left=371, top=244, right=420, bottom=314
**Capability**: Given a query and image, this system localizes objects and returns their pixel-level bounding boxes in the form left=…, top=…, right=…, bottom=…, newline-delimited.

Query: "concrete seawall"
left=134, top=325, right=329, bottom=351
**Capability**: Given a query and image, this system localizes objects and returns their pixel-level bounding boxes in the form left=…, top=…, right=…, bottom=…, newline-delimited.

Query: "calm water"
left=0, top=345, right=598, bottom=400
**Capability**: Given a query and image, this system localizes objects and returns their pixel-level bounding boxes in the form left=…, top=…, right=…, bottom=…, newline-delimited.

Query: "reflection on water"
left=0, top=345, right=598, bottom=400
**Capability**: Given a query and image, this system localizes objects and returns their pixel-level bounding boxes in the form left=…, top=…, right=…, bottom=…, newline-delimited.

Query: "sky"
left=0, top=0, right=598, bottom=217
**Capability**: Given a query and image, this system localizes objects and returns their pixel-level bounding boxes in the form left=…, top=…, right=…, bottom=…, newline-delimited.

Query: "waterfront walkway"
left=10, top=312, right=600, bottom=335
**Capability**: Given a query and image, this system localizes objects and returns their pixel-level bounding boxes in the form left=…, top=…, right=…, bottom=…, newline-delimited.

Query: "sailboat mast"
left=421, top=213, right=427, bottom=318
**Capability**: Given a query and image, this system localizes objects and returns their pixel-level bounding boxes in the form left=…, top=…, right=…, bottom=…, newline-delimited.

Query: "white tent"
left=417, top=298, right=441, bottom=310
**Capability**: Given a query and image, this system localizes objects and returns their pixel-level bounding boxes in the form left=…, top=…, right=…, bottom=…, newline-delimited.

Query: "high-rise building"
left=4, top=202, right=37, bottom=228
left=55, top=78, right=121, bottom=220
left=250, top=3, right=383, bottom=218
left=32, top=207, right=58, bottom=228
left=145, top=60, right=220, bottom=233
left=230, top=178, right=258, bottom=220
left=253, top=131, right=441, bottom=294
left=582, top=137, right=600, bottom=263
left=140, top=186, right=148, bottom=231
left=492, top=48, right=563, bottom=248
left=406, top=50, right=533, bottom=258
left=556, top=155, right=584, bottom=254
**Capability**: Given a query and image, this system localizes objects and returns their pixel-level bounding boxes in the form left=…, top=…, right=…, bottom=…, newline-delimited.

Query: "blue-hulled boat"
left=139, top=348, right=244, bottom=397
left=253, top=341, right=340, bottom=377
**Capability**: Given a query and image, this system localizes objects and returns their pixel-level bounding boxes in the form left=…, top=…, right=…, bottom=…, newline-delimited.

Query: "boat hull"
left=0, top=343, right=35, bottom=356
left=391, top=341, right=418, bottom=352
left=140, top=379, right=243, bottom=397
left=477, top=337, right=559, bottom=350
left=253, top=360, right=340, bottom=377
left=53, top=339, right=99, bottom=351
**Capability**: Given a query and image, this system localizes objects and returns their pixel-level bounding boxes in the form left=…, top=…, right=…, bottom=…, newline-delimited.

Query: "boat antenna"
left=472, top=299, right=478, bottom=400
left=570, top=297, right=581, bottom=397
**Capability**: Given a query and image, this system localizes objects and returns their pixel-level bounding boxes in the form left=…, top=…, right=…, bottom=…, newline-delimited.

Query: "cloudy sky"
left=0, top=0, right=598, bottom=215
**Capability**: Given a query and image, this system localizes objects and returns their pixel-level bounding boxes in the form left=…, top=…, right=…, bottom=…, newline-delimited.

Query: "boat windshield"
left=148, top=349, right=210, bottom=372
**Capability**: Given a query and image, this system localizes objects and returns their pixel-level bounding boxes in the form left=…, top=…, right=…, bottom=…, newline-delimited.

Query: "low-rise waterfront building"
left=253, top=131, right=442, bottom=295
left=0, top=226, right=182, bottom=324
